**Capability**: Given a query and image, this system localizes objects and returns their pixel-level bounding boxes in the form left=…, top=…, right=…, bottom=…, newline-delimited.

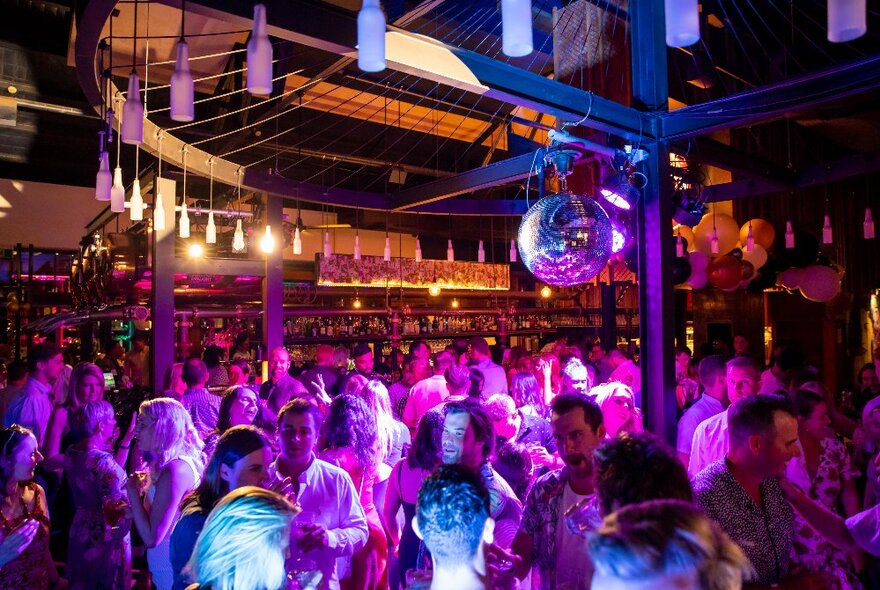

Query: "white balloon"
left=742, top=244, right=768, bottom=269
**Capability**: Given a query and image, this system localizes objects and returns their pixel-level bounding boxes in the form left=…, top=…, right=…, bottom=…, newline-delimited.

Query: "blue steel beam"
left=630, top=0, right=678, bottom=445
left=660, top=54, right=880, bottom=141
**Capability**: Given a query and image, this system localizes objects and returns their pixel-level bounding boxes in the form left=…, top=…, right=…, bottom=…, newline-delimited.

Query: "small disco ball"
left=517, top=191, right=613, bottom=286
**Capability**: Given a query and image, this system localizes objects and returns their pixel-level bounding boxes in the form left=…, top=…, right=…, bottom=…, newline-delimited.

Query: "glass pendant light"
left=323, top=230, right=332, bottom=258
left=784, top=221, right=795, bottom=249
left=153, top=135, right=166, bottom=231
left=232, top=219, right=246, bottom=252
left=110, top=166, right=125, bottom=213
left=293, top=226, right=302, bottom=255
left=478, top=239, right=486, bottom=263
left=246, top=4, right=273, bottom=95
left=501, top=0, right=533, bottom=57
left=170, top=0, right=194, bottom=122
left=446, top=239, right=454, bottom=262
left=822, top=214, right=833, bottom=245
left=260, top=224, right=275, bottom=253
left=121, top=0, right=144, bottom=145
left=414, top=237, right=422, bottom=262
left=509, top=239, right=517, bottom=263
left=383, top=235, right=392, bottom=262
left=357, top=0, right=386, bottom=72
left=129, top=177, right=144, bottom=221
left=95, top=131, right=112, bottom=201
left=205, top=160, right=216, bottom=244
left=864, top=208, right=875, bottom=239
left=665, top=0, right=700, bottom=47
left=179, top=148, right=190, bottom=238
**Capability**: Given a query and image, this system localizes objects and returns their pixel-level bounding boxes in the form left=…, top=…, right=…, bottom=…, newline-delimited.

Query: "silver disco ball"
left=517, top=191, right=613, bottom=286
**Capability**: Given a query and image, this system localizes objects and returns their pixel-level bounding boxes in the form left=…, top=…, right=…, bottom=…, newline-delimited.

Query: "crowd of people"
left=0, top=334, right=878, bottom=589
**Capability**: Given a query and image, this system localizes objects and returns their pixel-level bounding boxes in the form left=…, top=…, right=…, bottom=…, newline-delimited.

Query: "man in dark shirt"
left=259, top=346, right=309, bottom=415
left=338, top=343, right=375, bottom=394
left=693, top=394, right=834, bottom=588
left=300, top=344, right=341, bottom=399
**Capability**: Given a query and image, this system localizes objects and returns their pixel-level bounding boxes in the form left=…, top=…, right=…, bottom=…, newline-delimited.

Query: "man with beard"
left=260, top=347, right=310, bottom=415
left=488, top=394, right=606, bottom=590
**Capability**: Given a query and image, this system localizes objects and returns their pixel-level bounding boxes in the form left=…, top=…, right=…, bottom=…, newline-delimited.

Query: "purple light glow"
left=600, top=188, right=633, bottom=210
left=517, top=191, right=613, bottom=287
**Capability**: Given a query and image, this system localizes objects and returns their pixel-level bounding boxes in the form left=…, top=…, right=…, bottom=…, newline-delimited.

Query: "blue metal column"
left=630, top=0, right=677, bottom=443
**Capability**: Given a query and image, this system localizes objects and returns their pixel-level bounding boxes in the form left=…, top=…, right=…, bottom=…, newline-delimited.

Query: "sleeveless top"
left=148, top=456, right=203, bottom=590
left=0, top=482, right=51, bottom=590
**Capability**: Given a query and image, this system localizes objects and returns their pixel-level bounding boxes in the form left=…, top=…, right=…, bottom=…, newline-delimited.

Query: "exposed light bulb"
left=746, top=224, right=754, bottom=252
left=129, top=178, right=144, bottom=221
left=357, top=0, right=386, bottom=72
left=110, top=167, right=125, bottom=213
left=676, top=232, right=684, bottom=257
left=95, top=151, right=112, bottom=201
left=153, top=190, right=165, bottom=231
left=246, top=4, right=273, bottom=95
left=540, top=285, right=552, bottom=299
left=353, top=297, right=362, bottom=309
left=710, top=228, right=720, bottom=254
left=447, top=239, right=454, bottom=262
left=478, top=239, right=486, bottom=263
left=451, top=298, right=460, bottom=309
left=179, top=199, right=190, bottom=238
left=822, top=214, right=833, bottom=244
left=188, top=243, right=203, bottom=258
left=121, top=71, right=144, bottom=145
left=501, top=0, right=533, bottom=57
left=293, top=226, right=302, bottom=254
left=205, top=211, right=216, bottom=244
left=785, top=220, right=795, bottom=249
left=383, top=235, right=392, bottom=262
left=509, top=239, right=517, bottom=263
left=170, top=39, right=194, bottom=122
left=414, top=237, right=422, bottom=262
left=354, top=234, right=362, bottom=260
left=232, top=219, right=246, bottom=252
left=323, top=230, right=332, bottom=258
left=260, top=224, right=275, bottom=253
left=428, top=284, right=441, bottom=297
left=864, top=208, right=875, bottom=239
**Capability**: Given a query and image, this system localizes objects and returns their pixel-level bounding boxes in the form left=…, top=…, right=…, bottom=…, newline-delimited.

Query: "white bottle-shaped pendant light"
left=179, top=199, right=190, bottom=238
left=323, top=230, right=332, bottom=258
left=478, top=239, right=486, bottom=263
left=95, top=151, right=112, bottom=201
left=110, top=166, right=125, bottom=213
left=129, top=178, right=144, bottom=221
left=383, top=235, right=392, bottom=262
left=822, top=214, right=833, bottom=245
left=447, top=239, right=454, bottom=262
left=153, top=190, right=166, bottom=231
left=170, top=39, right=194, bottom=122
left=293, top=226, right=302, bottom=255
left=354, top=234, right=362, bottom=260
left=785, top=221, right=795, bottom=249
left=501, top=0, right=533, bottom=57
left=232, top=219, right=246, bottom=252
left=864, top=208, right=875, bottom=239
left=357, top=0, right=386, bottom=72
left=509, top=239, right=517, bottom=263
left=205, top=212, right=217, bottom=244
left=247, top=4, right=273, bottom=95
left=414, top=237, right=423, bottom=262
left=260, top=224, right=275, bottom=253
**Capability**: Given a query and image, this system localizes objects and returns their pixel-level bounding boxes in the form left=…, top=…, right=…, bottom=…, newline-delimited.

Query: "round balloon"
left=799, top=265, right=842, bottom=302
left=689, top=250, right=710, bottom=274
left=517, top=191, right=613, bottom=286
left=694, top=213, right=740, bottom=257
left=740, top=219, right=775, bottom=250
left=687, top=271, right=708, bottom=289
left=707, top=255, right=743, bottom=290
left=675, top=225, right=696, bottom=252
left=672, top=257, right=692, bottom=284
left=742, top=244, right=768, bottom=269
left=778, top=267, right=803, bottom=290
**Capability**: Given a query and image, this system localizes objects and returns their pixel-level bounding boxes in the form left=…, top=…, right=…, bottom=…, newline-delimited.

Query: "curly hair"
left=138, top=397, right=204, bottom=475
left=323, top=394, right=378, bottom=471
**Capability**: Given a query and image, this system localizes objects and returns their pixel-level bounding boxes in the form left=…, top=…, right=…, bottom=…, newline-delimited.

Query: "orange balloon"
left=740, top=219, right=775, bottom=250
left=694, top=213, right=740, bottom=257
left=707, top=255, right=744, bottom=290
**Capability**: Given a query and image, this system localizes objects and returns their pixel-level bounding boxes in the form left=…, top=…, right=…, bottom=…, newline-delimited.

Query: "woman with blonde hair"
left=592, top=381, right=643, bottom=438
left=184, top=486, right=297, bottom=590
left=127, top=397, right=204, bottom=590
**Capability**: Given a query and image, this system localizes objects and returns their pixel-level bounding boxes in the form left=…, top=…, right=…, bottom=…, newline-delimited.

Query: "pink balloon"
left=687, top=271, right=707, bottom=289
left=798, top=265, right=841, bottom=302
left=689, top=251, right=710, bottom=274
left=778, top=268, right=803, bottom=290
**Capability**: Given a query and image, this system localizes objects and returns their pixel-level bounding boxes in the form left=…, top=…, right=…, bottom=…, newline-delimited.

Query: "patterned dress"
left=789, top=438, right=862, bottom=590
left=0, top=482, right=51, bottom=590
left=64, top=447, right=132, bottom=590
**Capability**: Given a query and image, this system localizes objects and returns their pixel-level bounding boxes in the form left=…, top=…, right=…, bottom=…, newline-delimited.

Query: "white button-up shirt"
left=270, top=454, right=368, bottom=590
left=688, top=410, right=729, bottom=477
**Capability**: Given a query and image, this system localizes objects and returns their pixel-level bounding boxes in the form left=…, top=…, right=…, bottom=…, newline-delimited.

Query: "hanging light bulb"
left=354, top=234, right=362, bottom=260
left=414, top=237, right=423, bottom=262
left=323, top=230, right=332, bottom=258
left=205, top=212, right=217, bottom=244
left=353, top=296, right=362, bottom=309
left=676, top=231, right=684, bottom=257
left=501, top=0, right=533, bottom=57
left=710, top=228, right=720, bottom=254
left=170, top=39, right=194, bottom=122
left=293, top=226, right=302, bottom=254
left=864, top=208, right=875, bottom=239
left=357, top=0, right=386, bottom=72
left=428, top=284, right=441, bottom=297
left=121, top=70, right=144, bottom=145
left=447, top=239, right=454, bottom=262
left=129, top=178, right=144, bottom=221
left=383, top=235, right=392, bottom=262
left=153, top=189, right=165, bottom=231
left=746, top=223, right=755, bottom=252
left=822, top=214, right=833, bottom=245
left=232, top=219, right=246, bottom=252
left=478, top=239, right=486, bottom=263
left=110, top=166, right=125, bottom=213
left=260, top=224, right=275, bottom=253
left=179, top=199, right=190, bottom=238
left=785, top=220, right=795, bottom=249
left=247, top=4, right=273, bottom=95
left=509, top=239, right=517, bottom=263
left=95, top=150, right=112, bottom=201
left=451, top=297, right=460, bottom=309
left=664, top=0, right=701, bottom=47
left=827, top=0, right=866, bottom=43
